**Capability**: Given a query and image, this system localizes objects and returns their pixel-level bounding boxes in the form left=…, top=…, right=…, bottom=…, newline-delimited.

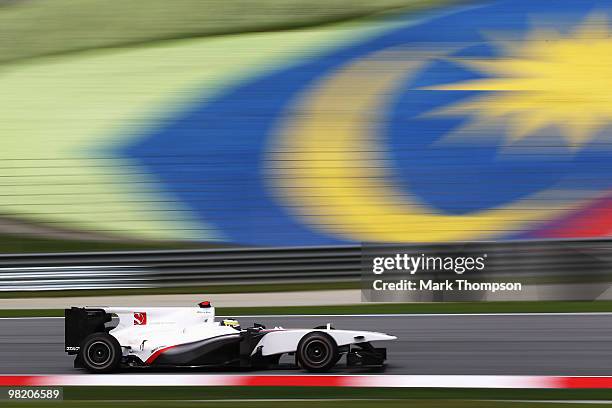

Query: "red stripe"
left=239, top=375, right=347, bottom=387
left=556, top=377, right=612, bottom=389
left=0, top=376, right=41, bottom=386
left=145, top=345, right=177, bottom=365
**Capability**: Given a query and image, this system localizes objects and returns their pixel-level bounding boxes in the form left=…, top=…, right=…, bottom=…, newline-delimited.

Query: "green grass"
left=62, top=386, right=612, bottom=400
left=0, top=0, right=459, bottom=66
left=0, top=309, right=63, bottom=317
left=0, top=232, right=217, bottom=254
left=4, top=300, right=612, bottom=318
left=3, top=400, right=612, bottom=408
left=4, top=387, right=612, bottom=406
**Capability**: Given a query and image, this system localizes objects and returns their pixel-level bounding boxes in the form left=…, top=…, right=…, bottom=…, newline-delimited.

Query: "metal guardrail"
left=1, top=239, right=612, bottom=292
left=0, top=246, right=361, bottom=291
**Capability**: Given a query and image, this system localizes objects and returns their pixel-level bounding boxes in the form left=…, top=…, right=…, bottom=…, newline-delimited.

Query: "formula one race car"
left=65, top=302, right=396, bottom=373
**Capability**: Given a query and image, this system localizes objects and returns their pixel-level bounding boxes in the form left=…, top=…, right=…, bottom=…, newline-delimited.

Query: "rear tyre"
left=79, top=333, right=122, bottom=373
left=297, top=332, right=338, bottom=373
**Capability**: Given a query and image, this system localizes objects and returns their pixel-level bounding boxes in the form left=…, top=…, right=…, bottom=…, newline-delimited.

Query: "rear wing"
left=64, top=307, right=111, bottom=354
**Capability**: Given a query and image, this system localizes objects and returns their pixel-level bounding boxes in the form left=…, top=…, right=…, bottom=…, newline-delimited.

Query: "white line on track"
left=494, top=401, right=612, bottom=405
left=89, top=400, right=612, bottom=404
left=93, top=399, right=390, bottom=402
left=220, top=312, right=612, bottom=317
left=0, top=316, right=63, bottom=319
left=2, top=312, right=612, bottom=319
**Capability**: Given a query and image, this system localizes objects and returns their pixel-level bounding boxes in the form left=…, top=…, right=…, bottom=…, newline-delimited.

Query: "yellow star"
left=423, top=13, right=612, bottom=150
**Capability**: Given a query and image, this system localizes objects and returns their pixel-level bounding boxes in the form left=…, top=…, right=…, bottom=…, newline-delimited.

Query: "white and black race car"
left=65, top=301, right=396, bottom=373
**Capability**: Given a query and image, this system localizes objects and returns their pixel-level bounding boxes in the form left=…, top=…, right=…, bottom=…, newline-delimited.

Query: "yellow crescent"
left=268, top=49, right=577, bottom=242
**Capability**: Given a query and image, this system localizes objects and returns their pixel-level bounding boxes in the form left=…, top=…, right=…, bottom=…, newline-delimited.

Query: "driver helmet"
left=221, top=318, right=241, bottom=330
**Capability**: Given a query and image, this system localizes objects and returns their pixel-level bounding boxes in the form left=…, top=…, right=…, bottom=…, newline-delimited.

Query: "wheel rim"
left=304, top=339, right=330, bottom=365
left=86, top=341, right=113, bottom=368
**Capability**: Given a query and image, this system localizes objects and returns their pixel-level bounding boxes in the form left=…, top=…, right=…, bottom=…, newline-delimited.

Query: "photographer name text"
left=372, top=279, right=522, bottom=293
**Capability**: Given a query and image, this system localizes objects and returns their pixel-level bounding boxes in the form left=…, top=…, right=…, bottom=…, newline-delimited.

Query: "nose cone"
left=361, top=331, right=397, bottom=341
left=379, top=334, right=398, bottom=341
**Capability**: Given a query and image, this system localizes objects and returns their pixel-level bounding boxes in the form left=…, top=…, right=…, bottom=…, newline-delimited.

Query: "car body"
left=64, top=302, right=396, bottom=373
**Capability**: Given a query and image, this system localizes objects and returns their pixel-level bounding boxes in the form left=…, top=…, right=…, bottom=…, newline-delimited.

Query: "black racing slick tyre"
left=297, top=332, right=338, bottom=373
left=79, top=333, right=122, bottom=373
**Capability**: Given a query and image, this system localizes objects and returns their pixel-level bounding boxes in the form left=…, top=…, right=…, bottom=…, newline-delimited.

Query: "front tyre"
left=297, top=332, right=338, bottom=372
left=79, top=333, right=122, bottom=373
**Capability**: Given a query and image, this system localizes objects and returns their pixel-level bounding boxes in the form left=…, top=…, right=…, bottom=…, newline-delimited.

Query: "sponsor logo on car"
left=133, top=312, right=147, bottom=325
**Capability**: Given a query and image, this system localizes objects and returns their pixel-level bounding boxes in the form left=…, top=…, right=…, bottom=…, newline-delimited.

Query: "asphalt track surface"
left=2, top=314, right=612, bottom=375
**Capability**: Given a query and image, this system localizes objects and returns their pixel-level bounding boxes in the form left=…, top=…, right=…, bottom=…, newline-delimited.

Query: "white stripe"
left=36, top=374, right=240, bottom=386
left=18, top=374, right=562, bottom=388
left=2, top=311, right=612, bottom=320
left=347, top=375, right=555, bottom=389
left=220, top=312, right=612, bottom=318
